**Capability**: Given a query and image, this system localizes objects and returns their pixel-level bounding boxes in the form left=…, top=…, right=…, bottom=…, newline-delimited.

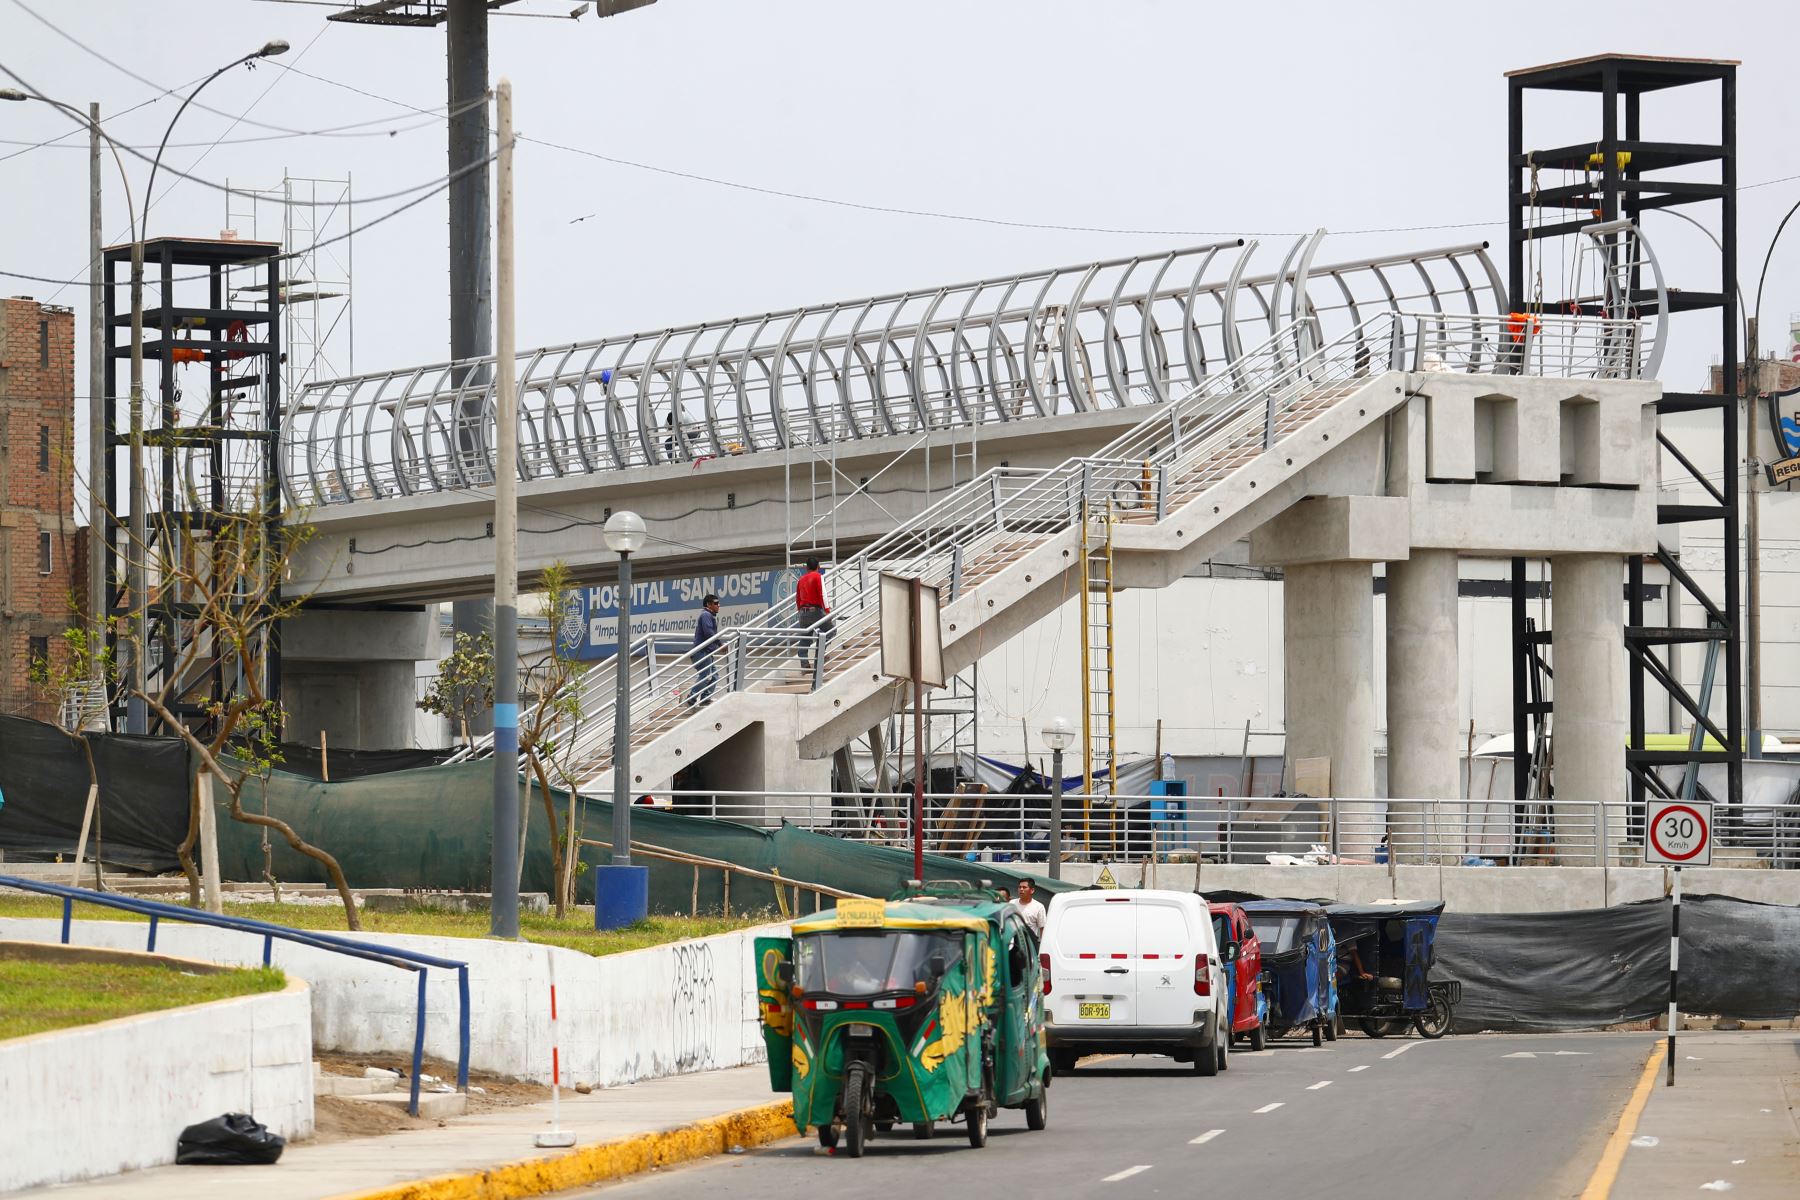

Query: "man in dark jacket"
left=689, top=593, right=721, bottom=707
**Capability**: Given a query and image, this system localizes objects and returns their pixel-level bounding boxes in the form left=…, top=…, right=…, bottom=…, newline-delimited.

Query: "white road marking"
left=1306, top=1080, right=1332, bottom=1090
left=1189, top=1129, right=1225, bottom=1145
left=1503, top=1052, right=1538, bottom=1059
left=1347, top=1065, right=1370, bottom=1073
left=1103, top=1166, right=1153, bottom=1183
left=1253, top=1102, right=1285, bottom=1114
left=1381, top=1041, right=1420, bottom=1060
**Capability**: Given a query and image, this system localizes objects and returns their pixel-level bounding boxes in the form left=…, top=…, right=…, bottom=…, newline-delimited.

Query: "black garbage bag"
left=175, top=1113, right=286, bottom=1165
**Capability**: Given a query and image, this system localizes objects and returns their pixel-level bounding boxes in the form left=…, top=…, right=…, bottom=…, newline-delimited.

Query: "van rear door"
left=1135, top=898, right=1201, bottom=1027
left=1048, top=897, right=1138, bottom=1028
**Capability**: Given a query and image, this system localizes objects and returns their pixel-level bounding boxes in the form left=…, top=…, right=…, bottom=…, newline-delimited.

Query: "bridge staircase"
left=534, top=311, right=1426, bottom=792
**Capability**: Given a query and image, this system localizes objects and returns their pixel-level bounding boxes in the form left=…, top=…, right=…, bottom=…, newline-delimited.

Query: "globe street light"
left=1041, top=717, right=1074, bottom=881
left=598, top=509, right=649, bottom=929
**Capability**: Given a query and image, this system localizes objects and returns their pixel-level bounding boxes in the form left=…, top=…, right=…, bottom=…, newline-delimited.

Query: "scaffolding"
left=101, top=237, right=284, bottom=731
left=225, top=174, right=354, bottom=402
left=1505, top=55, right=1743, bottom=811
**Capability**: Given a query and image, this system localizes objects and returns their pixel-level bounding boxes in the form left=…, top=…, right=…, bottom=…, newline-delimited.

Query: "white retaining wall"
left=0, top=919, right=776, bottom=1087
left=0, top=962, right=313, bottom=1192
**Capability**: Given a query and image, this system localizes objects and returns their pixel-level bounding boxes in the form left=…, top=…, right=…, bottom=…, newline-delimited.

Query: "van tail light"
left=1041, top=952, right=1051, bottom=996
left=1193, top=954, right=1212, bottom=997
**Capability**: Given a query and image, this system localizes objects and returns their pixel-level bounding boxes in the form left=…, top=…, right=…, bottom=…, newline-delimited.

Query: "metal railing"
left=1411, top=312, right=1646, bottom=380
left=647, top=792, right=1800, bottom=870
left=0, top=875, right=472, bottom=1116
left=283, top=239, right=1506, bottom=507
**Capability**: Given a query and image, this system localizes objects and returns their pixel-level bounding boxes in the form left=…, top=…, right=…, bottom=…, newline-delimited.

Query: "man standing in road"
left=689, top=593, right=721, bottom=707
left=795, top=556, right=829, bottom=673
left=1015, top=877, right=1047, bottom=939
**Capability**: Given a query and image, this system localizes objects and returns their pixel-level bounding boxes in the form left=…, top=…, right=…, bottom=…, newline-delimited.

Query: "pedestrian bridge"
left=281, top=234, right=1515, bottom=602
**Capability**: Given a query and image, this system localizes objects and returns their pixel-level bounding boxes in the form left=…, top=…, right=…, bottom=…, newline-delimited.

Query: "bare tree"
left=518, top=561, right=589, bottom=918
left=123, top=499, right=363, bottom=930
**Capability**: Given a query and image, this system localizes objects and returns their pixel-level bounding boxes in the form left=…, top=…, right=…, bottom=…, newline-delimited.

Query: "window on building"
left=38, top=530, right=52, bottom=575
left=38, top=319, right=49, bottom=367
left=39, top=425, right=50, bottom=472
left=29, top=636, right=49, bottom=672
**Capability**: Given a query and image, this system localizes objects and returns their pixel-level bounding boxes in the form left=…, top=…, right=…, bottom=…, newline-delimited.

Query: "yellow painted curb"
left=331, top=1100, right=797, bottom=1200
left=1578, top=1044, right=1663, bottom=1200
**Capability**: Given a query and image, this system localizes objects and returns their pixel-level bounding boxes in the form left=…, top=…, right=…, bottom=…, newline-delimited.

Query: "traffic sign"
left=1646, top=801, right=1711, bottom=866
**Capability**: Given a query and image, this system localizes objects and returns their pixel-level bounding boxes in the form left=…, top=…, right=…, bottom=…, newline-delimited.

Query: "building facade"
left=0, top=297, right=76, bottom=722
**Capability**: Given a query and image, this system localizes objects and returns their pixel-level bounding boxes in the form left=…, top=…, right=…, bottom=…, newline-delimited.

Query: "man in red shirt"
left=795, top=555, right=829, bottom=672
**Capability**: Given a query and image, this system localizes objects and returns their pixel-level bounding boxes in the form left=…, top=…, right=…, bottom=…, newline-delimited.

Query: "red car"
left=1209, top=902, right=1268, bottom=1052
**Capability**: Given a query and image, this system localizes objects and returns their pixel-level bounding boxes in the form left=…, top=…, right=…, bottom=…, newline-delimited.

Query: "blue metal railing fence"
left=0, top=875, right=472, bottom=1117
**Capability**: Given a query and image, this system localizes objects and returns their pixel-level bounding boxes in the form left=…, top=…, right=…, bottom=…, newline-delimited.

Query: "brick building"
left=0, top=297, right=77, bottom=722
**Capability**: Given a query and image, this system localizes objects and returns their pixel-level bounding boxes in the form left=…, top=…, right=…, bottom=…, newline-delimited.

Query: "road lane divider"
left=1253, top=1102, right=1284, bottom=1114
left=1189, top=1129, right=1224, bottom=1145
left=1347, top=1065, right=1370, bottom=1072
left=1577, top=1045, right=1663, bottom=1200
left=1306, top=1081, right=1332, bottom=1090
left=1102, top=1166, right=1153, bottom=1183
left=1381, top=1041, right=1420, bottom=1060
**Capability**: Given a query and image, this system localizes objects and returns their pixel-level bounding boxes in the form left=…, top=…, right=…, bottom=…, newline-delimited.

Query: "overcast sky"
left=3, top=0, right=1797, bottom=444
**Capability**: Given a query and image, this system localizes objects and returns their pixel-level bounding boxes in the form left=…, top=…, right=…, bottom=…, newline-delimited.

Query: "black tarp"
left=0, top=714, right=190, bottom=871
left=273, top=744, right=450, bottom=781
left=1203, top=887, right=1800, bottom=1031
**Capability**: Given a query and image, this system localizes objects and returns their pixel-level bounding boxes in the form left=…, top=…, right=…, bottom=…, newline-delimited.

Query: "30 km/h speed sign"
left=1646, top=801, right=1712, bottom=866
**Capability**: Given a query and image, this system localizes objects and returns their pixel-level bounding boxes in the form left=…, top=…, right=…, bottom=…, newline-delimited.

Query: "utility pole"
left=488, top=77, right=520, bottom=939
left=448, top=0, right=494, bottom=721
left=1745, top=318, right=1763, bottom=757
left=86, top=102, right=106, bottom=729
left=125, top=229, right=147, bottom=733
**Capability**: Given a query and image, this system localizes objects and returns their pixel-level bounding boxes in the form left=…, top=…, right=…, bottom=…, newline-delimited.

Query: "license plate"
left=847, top=1023, right=874, bottom=1037
left=1077, top=1002, right=1111, bottom=1020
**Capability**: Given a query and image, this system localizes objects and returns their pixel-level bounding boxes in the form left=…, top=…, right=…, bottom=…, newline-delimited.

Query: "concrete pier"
left=1551, top=553, right=1629, bottom=861
left=1385, top=549, right=1462, bottom=852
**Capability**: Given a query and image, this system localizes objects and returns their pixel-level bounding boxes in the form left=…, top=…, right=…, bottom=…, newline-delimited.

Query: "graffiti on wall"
left=668, top=941, right=719, bottom=1073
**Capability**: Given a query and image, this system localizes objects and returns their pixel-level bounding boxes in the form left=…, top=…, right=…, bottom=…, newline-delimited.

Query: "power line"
left=0, top=143, right=505, bottom=291
left=7, top=0, right=366, bottom=139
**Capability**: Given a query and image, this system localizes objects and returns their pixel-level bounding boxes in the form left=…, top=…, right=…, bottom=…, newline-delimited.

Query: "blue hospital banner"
left=555, top=568, right=801, bottom=661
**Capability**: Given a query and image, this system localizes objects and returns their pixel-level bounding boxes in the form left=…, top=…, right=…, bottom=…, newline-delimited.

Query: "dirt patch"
left=311, top=1095, right=433, bottom=1144
left=305, top=1050, right=553, bottom=1142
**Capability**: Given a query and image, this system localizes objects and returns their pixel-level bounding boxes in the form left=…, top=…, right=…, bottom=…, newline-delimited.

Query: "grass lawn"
left=0, top=959, right=286, bottom=1040
left=0, top=896, right=774, bottom=956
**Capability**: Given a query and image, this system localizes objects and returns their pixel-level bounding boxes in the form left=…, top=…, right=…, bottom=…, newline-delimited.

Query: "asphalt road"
left=590, top=1031, right=1657, bottom=1200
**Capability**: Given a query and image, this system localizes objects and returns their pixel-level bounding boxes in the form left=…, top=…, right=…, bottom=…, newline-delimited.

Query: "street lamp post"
left=1041, top=717, right=1074, bottom=881
left=121, top=39, right=287, bottom=732
left=0, top=89, right=135, bottom=729
left=598, top=510, right=648, bottom=930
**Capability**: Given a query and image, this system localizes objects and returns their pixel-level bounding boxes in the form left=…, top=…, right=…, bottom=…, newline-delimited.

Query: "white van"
left=1040, top=889, right=1233, bottom=1075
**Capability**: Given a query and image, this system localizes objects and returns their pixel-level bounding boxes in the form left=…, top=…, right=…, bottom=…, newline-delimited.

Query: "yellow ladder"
left=1078, top=498, right=1118, bottom=851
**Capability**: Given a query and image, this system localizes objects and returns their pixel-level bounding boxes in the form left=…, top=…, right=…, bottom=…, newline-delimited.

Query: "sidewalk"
left=23, top=1065, right=795, bottom=1200
left=1608, top=1031, right=1800, bottom=1198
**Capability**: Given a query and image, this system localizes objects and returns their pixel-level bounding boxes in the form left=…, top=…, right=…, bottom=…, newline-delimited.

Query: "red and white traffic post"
left=536, top=950, right=576, bottom=1148
left=1645, top=800, right=1711, bottom=1086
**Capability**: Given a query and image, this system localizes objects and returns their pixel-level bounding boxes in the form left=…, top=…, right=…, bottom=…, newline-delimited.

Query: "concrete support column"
left=1283, top=561, right=1376, bottom=849
left=1551, top=553, right=1628, bottom=863
left=1385, top=550, right=1461, bottom=859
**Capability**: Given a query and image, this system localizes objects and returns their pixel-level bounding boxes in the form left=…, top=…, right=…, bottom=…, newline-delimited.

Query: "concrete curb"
left=329, top=1100, right=796, bottom=1200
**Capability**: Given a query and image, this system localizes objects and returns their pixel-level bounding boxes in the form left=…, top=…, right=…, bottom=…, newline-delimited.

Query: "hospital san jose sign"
left=555, top=567, right=800, bottom=661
